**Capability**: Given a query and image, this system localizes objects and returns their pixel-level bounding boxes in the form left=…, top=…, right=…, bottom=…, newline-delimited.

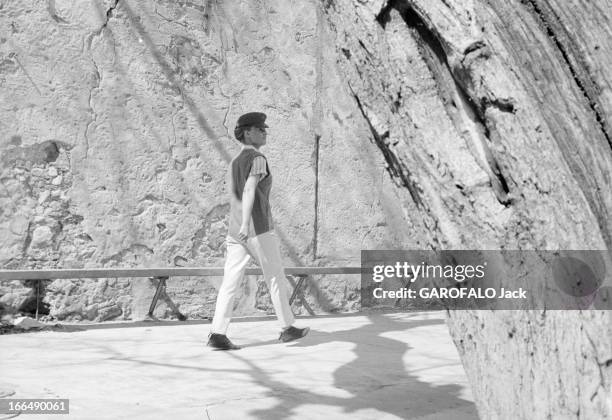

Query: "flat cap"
left=236, top=112, right=269, bottom=129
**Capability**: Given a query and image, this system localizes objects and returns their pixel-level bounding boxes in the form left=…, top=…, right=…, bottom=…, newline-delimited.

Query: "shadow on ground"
left=33, top=313, right=478, bottom=419
left=82, top=313, right=478, bottom=419
left=234, top=314, right=478, bottom=419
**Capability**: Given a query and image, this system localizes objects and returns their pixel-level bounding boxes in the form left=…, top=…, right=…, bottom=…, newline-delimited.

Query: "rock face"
left=321, top=0, right=612, bottom=418
left=0, top=0, right=413, bottom=321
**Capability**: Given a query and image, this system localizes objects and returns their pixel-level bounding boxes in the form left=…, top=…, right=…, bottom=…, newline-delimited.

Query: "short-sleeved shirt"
left=227, top=146, right=274, bottom=239
left=250, top=156, right=267, bottom=179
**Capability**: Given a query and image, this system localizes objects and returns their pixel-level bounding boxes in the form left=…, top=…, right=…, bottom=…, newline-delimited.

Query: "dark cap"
left=235, top=112, right=269, bottom=129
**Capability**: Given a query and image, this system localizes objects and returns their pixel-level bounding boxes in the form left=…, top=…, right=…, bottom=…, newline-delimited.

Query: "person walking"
left=207, top=112, right=310, bottom=350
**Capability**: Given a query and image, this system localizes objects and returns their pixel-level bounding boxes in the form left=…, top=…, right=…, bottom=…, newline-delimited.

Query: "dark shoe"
left=279, top=326, right=310, bottom=343
left=207, top=333, right=241, bottom=350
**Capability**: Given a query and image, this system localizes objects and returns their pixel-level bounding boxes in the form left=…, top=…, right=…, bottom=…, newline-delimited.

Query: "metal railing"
left=0, top=267, right=363, bottom=319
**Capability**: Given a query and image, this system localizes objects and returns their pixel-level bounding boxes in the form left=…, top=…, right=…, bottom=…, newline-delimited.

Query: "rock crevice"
left=522, top=0, right=612, bottom=149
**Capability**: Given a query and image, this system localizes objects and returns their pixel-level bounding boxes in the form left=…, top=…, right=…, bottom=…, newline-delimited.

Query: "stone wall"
left=0, top=0, right=414, bottom=321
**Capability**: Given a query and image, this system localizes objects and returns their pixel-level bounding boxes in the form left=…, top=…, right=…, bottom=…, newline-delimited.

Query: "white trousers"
left=211, top=231, right=295, bottom=335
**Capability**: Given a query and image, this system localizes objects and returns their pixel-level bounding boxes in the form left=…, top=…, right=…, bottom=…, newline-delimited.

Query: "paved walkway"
left=0, top=312, right=478, bottom=419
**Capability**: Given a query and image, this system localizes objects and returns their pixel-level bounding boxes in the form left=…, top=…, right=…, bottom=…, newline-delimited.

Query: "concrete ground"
left=0, top=312, right=478, bottom=420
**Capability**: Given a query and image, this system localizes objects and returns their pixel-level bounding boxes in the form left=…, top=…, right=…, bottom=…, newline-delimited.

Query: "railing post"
left=147, top=276, right=168, bottom=319
left=288, top=275, right=315, bottom=316
left=147, top=276, right=187, bottom=321
left=36, top=279, right=40, bottom=321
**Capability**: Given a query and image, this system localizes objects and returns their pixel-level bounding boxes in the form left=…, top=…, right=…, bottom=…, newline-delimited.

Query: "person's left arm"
left=238, top=156, right=267, bottom=241
left=238, top=174, right=261, bottom=241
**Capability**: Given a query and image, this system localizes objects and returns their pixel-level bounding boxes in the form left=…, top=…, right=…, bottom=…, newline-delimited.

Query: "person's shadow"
left=231, top=314, right=478, bottom=419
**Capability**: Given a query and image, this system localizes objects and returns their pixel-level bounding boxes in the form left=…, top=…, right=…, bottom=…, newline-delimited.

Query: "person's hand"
left=238, top=224, right=249, bottom=242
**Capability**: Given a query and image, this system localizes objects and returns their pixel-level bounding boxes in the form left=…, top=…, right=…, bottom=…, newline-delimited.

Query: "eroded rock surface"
left=322, top=0, right=611, bottom=418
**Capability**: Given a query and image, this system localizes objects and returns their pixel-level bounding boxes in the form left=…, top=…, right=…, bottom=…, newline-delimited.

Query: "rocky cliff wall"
left=0, top=0, right=414, bottom=320
left=322, top=0, right=611, bottom=418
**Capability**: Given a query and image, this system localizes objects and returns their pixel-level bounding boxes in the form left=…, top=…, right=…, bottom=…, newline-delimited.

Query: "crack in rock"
left=377, top=1, right=513, bottom=206
left=584, top=328, right=610, bottom=403
left=521, top=0, right=612, bottom=150
left=428, top=11, right=511, bottom=202
left=103, top=0, right=121, bottom=30
left=84, top=60, right=101, bottom=160
left=349, top=86, right=424, bottom=208
left=92, top=0, right=121, bottom=39
left=48, top=0, right=69, bottom=24
left=312, top=134, right=320, bottom=259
